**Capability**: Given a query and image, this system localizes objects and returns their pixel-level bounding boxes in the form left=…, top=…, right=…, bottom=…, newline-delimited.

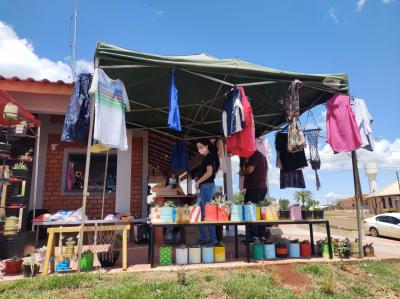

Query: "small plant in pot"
left=65, top=237, right=76, bottom=255
left=12, top=162, right=29, bottom=178
left=5, top=255, right=23, bottom=275
left=22, top=255, right=40, bottom=277
left=363, top=243, right=375, bottom=257
left=275, top=240, right=288, bottom=258
left=279, top=210, right=290, bottom=220
left=301, top=206, right=313, bottom=220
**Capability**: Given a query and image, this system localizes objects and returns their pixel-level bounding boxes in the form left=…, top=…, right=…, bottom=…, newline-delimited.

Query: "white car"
left=363, top=213, right=400, bottom=239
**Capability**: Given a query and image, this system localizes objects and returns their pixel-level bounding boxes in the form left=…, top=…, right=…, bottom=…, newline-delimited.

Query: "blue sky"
left=0, top=0, right=399, bottom=204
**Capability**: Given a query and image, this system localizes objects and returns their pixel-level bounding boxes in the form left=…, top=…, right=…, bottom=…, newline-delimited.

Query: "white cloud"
left=0, top=21, right=92, bottom=82
left=356, top=0, right=368, bottom=11
left=324, top=192, right=345, bottom=200
left=382, top=0, right=393, bottom=3
left=328, top=7, right=340, bottom=26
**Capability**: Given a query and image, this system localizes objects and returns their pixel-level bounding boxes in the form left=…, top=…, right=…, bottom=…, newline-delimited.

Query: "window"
left=382, top=198, right=387, bottom=209
left=376, top=216, right=390, bottom=223
left=388, top=197, right=393, bottom=208
left=388, top=217, right=400, bottom=225
left=62, top=149, right=117, bottom=194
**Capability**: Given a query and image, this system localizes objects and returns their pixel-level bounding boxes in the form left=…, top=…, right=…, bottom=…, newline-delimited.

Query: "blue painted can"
left=244, top=204, right=256, bottom=221
left=202, top=246, right=214, bottom=263
left=264, top=243, right=276, bottom=259
left=289, top=242, right=300, bottom=258
left=159, top=207, right=174, bottom=222
left=230, top=204, right=243, bottom=221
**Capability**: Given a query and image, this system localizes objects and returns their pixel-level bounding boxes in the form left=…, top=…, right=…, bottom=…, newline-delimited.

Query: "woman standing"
left=195, top=140, right=218, bottom=245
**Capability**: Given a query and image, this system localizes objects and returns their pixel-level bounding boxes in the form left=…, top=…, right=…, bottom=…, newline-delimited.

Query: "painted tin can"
left=230, top=204, right=243, bottom=221
left=252, top=243, right=264, bottom=260
left=264, top=243, right=276, bottom=259
left=176, top=246, right=188, bottom=265
left=202, top=246, right=214, bottom=263
left=159, top=207, right=174, bottom=223
left=256, top=207, right=261, bottom=220
left=214, top=246, right=226, bottom=262
left=188, top=247, right=202, bottom=264
left=160, top=245, right=173, bottom=265
left=289, top=242, right=300, bottom=258
left=244, top=204, right=256, bottom=221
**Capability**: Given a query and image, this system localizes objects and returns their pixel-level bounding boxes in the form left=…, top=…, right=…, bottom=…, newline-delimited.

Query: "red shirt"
left=244, top=150, right=267, bottom=190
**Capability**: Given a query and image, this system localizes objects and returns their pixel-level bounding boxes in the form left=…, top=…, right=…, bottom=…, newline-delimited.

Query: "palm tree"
left=294, top=190, right=314, bottom=207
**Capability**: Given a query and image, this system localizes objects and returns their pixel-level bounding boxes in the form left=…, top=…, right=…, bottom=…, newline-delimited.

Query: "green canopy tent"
left=75, top=42, right=364, bottom=270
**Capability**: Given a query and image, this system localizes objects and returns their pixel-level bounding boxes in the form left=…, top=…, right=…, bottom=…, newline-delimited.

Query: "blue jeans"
left=199, top=183, right=217, bottom=244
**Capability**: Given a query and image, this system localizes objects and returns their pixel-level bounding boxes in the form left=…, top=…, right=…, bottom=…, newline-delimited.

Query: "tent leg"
left=351, top=150, right=364, bottom=258
left=31, top=126, right=41, bottom=227
left=76, top=98, right=95, bottom=272
left=101, top=151, right=109, bottom=220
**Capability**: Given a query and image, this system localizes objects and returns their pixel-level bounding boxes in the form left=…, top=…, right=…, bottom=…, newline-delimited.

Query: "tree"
left=294, top=190, right=319, bottom=209
left=279, top=198, right=290, bottom=210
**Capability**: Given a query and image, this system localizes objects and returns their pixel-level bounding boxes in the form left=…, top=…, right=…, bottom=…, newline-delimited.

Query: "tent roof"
left=94, top=42, right=348, bottom=139
left=0, top=89, right=41, bottom=127
left=367, top=181, right=400, bottom=198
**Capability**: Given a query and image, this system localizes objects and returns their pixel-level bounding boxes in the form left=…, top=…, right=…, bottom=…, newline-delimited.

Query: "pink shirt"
left=326, top=94, right=362, bottom=152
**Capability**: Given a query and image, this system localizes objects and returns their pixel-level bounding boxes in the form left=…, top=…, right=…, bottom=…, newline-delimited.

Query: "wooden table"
left=148, top=219, right=333, bottom=268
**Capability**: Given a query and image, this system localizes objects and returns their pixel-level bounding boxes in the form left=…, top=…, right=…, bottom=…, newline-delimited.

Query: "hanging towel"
left=168, top=69, right=181, bottom=132
left=351, top=98, right=375, bottom=152
left=89, top=68, right=130, bottom=151
left=170, top=140, right=189, bottom=171
left=226, top=87, right=256, bottom=157
left=326, top=94, right=362, bottom=153
left=61, top=73, right=93, bottom=142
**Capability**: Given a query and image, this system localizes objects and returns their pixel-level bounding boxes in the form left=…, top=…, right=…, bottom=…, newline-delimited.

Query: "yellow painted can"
left=256, top=207, right=261, bottom=220
left=214, top=246, right=226, bottom=262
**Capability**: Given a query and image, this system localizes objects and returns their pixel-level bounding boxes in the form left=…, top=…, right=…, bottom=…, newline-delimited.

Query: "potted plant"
left=65, top=237, right=76, bottom=255
left=80, top=250, right=94, bottom=271
left=22, top=255, right=40, bottom=277
left=275, top=240, right=288, bottom=258
left=363, top=243, right=375, bottom=257
left=301, top=206, right=313, bottom=220
left=312, top=207, right=324, bottom=219
left=97, top=233, right=121, bottom=267
left=12, top=162, right=29, bottom=178
left=5, top=255, right=23, bottom=274
left=337, top=239, right=351, bottom=259
left=279, top=209, right=291, bottom=220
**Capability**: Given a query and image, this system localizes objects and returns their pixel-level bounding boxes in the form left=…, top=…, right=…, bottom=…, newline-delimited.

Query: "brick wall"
left=130, top=137, right=143, bottom=216
left=42, top=134, right=116, bottom=218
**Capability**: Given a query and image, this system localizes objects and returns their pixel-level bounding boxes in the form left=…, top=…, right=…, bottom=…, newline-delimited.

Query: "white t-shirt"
left=89, top=68, right=130, bottom=151
left=351, top=98, right=374, bottom=152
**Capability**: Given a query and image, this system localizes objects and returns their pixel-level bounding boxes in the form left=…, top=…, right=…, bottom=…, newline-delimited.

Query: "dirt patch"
left=267, top=264, right=310, bottom=291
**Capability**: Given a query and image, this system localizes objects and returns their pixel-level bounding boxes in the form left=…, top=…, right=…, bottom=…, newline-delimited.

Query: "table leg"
left=245, top=224, right=251, bottom=263
left=309, top=223, right=315, bottom=255
left=326, top=222, right=333, bottom=259
left=34, top=224, right=39, bottom=247
left=150, top=225, right=155, bottom=268
left=234, top=225, right=239, bottom=259
left=122, top=227, right=128, bottom=271
left=42, top=229, right=54, bottom=276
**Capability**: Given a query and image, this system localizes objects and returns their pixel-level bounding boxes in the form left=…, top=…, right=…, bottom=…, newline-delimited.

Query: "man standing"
left=240, top=149, right=268, bottom=242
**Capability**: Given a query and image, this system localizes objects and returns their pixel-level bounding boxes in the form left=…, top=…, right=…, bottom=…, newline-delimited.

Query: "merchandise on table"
left=176, top=206, right=190, bottom=224
left=188, top=246, right=202, bottom=264
left=266, top=206, right=279, bottom=221
left=150, top=207, right=161, bottom=223
left=243, top=203, right=256, bottom=221
left=251, top=243, right=264, bottom=260
left=290, top=205, right=302, bottom=220
left=264, top=243, right=276, bottom=259
left=160, top=245, right=173, bottom=266
left=256, top=206, right=261, bottom=220
left=300, top=241, right=312, bottom=257
left=288, top=241, right=300, bottom=258
left=201, top=246, right=214, bottom=263
left=217, top=204, right=230, bottom=221
left=189, top=205, right=201, bottom=222
left=175, top=246, right=189, bottom=265
left=276, top=243, right=288, bottom=258
left=214, top=245, right=226, bottom=262
left=230, top=204, right=243, bottom=221
left=260, top=207, right=267, bottom=220
left=204, top=204, right=218, bottom=221
left=159, top=206, right=175, bottom=223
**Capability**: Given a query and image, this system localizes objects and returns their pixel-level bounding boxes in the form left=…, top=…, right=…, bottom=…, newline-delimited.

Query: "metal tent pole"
left=351, top=150, right=364, bottom=258
left=76, top=95, right=95, bottom=272
left=101, top=151, right=109, bottom=220
left=31, top=126, right=41, bottom=229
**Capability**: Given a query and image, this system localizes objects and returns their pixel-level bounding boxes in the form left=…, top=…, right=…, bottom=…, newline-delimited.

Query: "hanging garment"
left=326, top=94, right=362, bottom=153
left=168, top=69, right=181, bottom=132
left=66, top=162, right=75, bottom=191
left=226, top=87, right=256, bottom=157
left=304, top=129, right=322, bottom=190
left=288, top=118, right=306, bottom=152
left=170, top=140, right=189, bottom=171
left=216, top=139, right=227, bottom=173
left=222, top=88, right=246, bottom=137
left=275, top=132, right=308, bottom=171
left=61, top=73, right=93, bottom=142
left=351, top=98, right=375, bottom=152
left=279, top=80, right=302, bottom=120
left=280, top=170, right=305, bottom=189
left=89, top=68, right=130, bottom=151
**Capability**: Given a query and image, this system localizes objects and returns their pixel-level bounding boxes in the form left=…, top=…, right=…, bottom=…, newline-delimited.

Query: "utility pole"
left=71, top=7, right=78, bottom=81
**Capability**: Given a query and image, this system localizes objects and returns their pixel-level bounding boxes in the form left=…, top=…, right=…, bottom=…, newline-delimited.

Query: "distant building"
left=336, top=195, right=369, bottom=210
left=367, top=181, right=400, bottom=214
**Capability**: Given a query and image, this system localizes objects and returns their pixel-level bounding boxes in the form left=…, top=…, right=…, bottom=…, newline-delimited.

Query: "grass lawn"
left=1, top=260, right=399, bottom=298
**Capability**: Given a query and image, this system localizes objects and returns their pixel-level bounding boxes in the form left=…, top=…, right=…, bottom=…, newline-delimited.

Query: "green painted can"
left=322, top=243, right=334, bottom=259
left=80, top=252, right=94, bottom=271
left=252, top=244, right=264, bottom=260
left=160, top=245, right=173, bottom=265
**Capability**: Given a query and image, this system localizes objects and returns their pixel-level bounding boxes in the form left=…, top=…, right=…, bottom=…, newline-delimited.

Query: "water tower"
left=364, top=162, right=378, bottom=193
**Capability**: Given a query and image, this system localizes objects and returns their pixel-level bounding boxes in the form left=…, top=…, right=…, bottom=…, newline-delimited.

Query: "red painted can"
left=276, top=246, right=288, bottom=258
left=300, top=241, right=312, bottom=257
left=205, top=204, right=218, bottom=221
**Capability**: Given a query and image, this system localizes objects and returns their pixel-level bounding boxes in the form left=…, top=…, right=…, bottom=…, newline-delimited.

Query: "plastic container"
left=289, top=242, right=300, bottom=258
left=252, top=244, right=264, bottom=260
left=202, top=246, right=214, bottom=263
left=204, top=204, right=218, bottom=221
left=214, top=246, right=226, bottom=262
left=159, top=207, right=174, bottom=222
left=189, top=247, right=202, bottom=264
left=176, top=246, right=188, bottom=265
left=300, top=242, right=312, bottom=257
left=264, top=243, right=276, bottom=259
left=80, top=252, right=94, bottom=271
left=230, top=204, right=243, bottom=221
left=160, top=245, right=173, bottom=265
left=244, top=204, right=256, bottom=221
left=323, top=243, right=334, bottom=259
